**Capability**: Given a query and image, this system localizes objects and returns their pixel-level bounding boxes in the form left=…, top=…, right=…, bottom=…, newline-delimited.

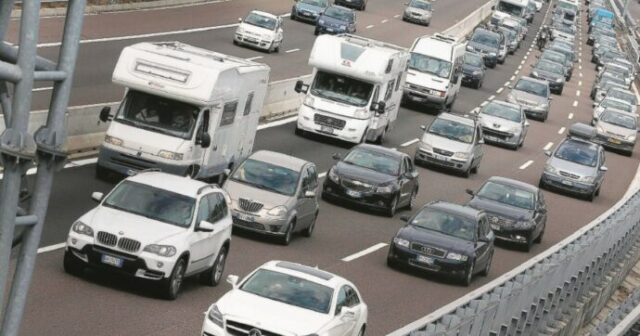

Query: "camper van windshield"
left=115, top=90, right=199, bottom=140
left=409, top=53, right=452, bottom=79
left=497, top=1, right=524, bottom=16
left=310, top=71, right=373, bottom=107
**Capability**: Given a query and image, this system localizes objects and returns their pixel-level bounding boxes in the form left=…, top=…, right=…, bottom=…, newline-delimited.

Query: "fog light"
left=515, top=235, right=526, bottom=241
left=157, top=262, right=164, bottom=268
left=71, top=238, right=77, bottom=245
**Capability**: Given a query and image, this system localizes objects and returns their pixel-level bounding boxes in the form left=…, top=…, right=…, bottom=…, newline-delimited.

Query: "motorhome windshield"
left=409, top=53, right=452, bottom=79
left=310, top=71, right=373, bottom=107
left=497, top=1, right=525, bottom=17
left=115, top=90, right=199, bottom=140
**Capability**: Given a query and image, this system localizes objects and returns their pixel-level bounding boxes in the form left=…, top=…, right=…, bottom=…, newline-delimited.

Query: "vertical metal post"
left=0, top=0, right=16, bottom=129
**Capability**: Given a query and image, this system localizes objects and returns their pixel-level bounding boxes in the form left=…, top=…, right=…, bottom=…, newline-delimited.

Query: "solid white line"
left=576, top=90, right=580, bottom=97
left=366, top=25, right=375, bottom=29
left=496, top=87, right=504, bottom=94
left=543, top=142, right=554, bottom=151
left=394, top=14, right=401, bottom=18
left=246, top=56, right=263, bottom=61
left=568, top=113, right=574, bottom=119
left=318, top=172, right=327, bottom=179
left=341, top=243, right=388, bottom=262
left=33, top=86, right=53, bottom=92
left=257, top=116, right=298, bottom=130
left=558, top=127, right=566, bottom=134
left=285, top=48, right=300, bottom=53
left=519, top=160, right=534, bottom=170
left=381, top=19, right=388, bottom=23
left=37, top=243, right=66, bottom=254
left=572, top=100, right=578, bottom=107
left=400, top=138, right=420, bottom=147
left=504, top=81, right=510, bottom=87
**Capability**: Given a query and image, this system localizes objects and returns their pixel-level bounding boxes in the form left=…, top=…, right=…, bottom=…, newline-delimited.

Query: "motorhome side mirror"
left=99, top=106, right=112, bottom=123
left=375, top=101, right=386, bottom=114
left=197, top=133, right=211, bottom=148
left=544, top=150, right=552, bottom=156
left=294, top=80, right=308, bottom=94
left=91, top=192, right=104, bottom=203
left=197, top=221, right=215, bottom=232
left=465, top=189, right=474, bottom=196
left=600, top=166, right=608, bottom=172
left=400, top=215, right=410, bottom=222
left=332, top=153, right=342, bottom=160
left=226, top=274, right=240, bottom=288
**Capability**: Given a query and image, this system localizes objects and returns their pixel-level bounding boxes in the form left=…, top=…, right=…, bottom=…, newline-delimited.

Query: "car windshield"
left=240, top=269, right=333, bottom=314
left=410, top=208, right=476, bottom=241
left=481, top=102, right=522, bottom=122
left=409, top=53, right=452, bottom=79
left=602, top=99, right=632, bottom=113
left=542, top=52, right=567, bottom=65
left=115, top=90, right=199, bottom=140
left=231, top=159, right=300, bottom=196
left=514, top=79, right=548, bottom=97
left=477, top=181, right=535, bottom=210
left=554, top=140, right=599, bottom=167
left=410, top=0, right=432, bottom=10
left=601, top=80, right=626, bottom=92
left=244, top=12, right=277, bottom=30
left=497, top=1, right=525, bottom=16
left=464, top=53, right=484, bottom=67
left=558, top=1, right=577, bottom=12
left=103, top=181, right=195, bottom=228
left=343, top=148, right=400, bottom=176
left=609, top=90, right=637, bottom=105
left=311, top=71, right=373, bottom=107
left=537, top=61, right=564, bottom=75
left=471, top=31, right=499, bottom=49
left=324, top=6, right=353, bottom=21
left=604, top=51, right=625, bottom=61
left=428, top=118, right=475, bottom=143
left=601, top=110, right=637, bottom=129
left=300, top=0, right=328, bottom=6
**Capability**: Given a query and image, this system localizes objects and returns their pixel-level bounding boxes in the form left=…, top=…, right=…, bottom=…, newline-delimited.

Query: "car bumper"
left=322, top=179, right=395, bottom=210
left=403, top=13, right=431, bottom=24
left=414, top=149, right=472, bottom=172
left=519, top=105, right=549, bottom=119
left=594, top=134, right=635, bottom=152
left=230, top=209, right=289, bottom=236
left=491, top=226, right=534, bottom=244
left=234, top=34, right=273, bottom=50
left=316, top=26, right=349, bottom=35
left=202, top=319, right=225, bottom=336
left=387, top=244, right=469, bottom=277
left=297, top=104, right=377, bottom=143
left=462, top=74, right=482, bottom=86
left=294, top=10, right=319, bottom=22
left=541, top=172, right=597, bottom=195
left=97, top=144, right=190, bottom=177
left=482, top=127, right=521, bottom=146
left=402, top=89, right=447, bottom=108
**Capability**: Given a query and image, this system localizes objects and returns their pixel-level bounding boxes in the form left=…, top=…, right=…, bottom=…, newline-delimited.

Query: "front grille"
left=97, top=231, right=117, bottom=247
left=559, top=170, right=580, bottom=180
left=117, top=237, right=141, bottom=253
left=314, top=114, right=346, bottom=130
left=238, top=198, right=264, bottom=212
left=487, top=214, right=515, bottom=227
left=410, top=242, right=447, bottom=258
left=408, top=83, right=430, bottom=93
left=433, top=147, right=454, bottom=157
left=226, top=320, right=283, bottom=336
left=232, top=217, right=266, bottom=231
left=341, top=178, right=374, bottom=192
left=483, top=127, right=513, bottom=140
left=111, top=153, right=156, bottom=171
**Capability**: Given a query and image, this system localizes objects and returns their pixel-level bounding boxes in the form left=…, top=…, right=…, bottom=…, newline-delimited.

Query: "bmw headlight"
left=158, top=150, right=184, bottom=161
left=446, top=252, right=468, bottom=261
left=328, top=168, right=340, bottom=183
left=303, top=96, right=315, bottom=107
left=104, top=135, right=123, bottom=146
left=453, top=152, right=470, bottom=160
left=375, top=183, right=395, bottom=193
left=71, top=221, right=94, bottom=237
left=354, top=108, right=370, bottom=119
left=393, top=237, right=410, bottom=248
left=207, top=304, right=224, bottom=327
left=143, top=244, right=177, bottom=257
left=267, top=205, right=288, bottom=217
left=544, top=163, right=558, bottom=174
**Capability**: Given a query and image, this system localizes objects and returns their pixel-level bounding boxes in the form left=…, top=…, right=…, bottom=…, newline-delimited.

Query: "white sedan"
left=203, top=260, right=368, bottom=336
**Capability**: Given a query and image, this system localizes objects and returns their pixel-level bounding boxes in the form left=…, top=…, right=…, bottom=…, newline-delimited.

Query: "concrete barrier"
left=443, top=0, right=495, bottom=40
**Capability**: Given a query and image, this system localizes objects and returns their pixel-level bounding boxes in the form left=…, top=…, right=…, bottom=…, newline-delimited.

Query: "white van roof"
left=411, top=34, right=460, bottom=61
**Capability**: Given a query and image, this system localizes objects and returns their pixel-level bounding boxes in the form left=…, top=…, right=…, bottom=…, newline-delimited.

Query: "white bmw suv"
left=64, top=170, right=232, bottom=300
left=202, top=260, right=368, bottom=336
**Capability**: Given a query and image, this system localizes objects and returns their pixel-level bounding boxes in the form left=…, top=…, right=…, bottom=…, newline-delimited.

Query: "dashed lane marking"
left=342, top=243, right=388, bottom=262
left=519, top=160, right=534, bottom=170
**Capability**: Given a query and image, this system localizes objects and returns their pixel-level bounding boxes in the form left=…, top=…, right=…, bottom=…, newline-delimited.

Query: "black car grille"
left=433, top=147, right=454, bottom=157
left=117, top=237, right=141, bottom=253
left=232, top=217, right=265, bottom=231
left=341, top=178, right=374, bottom=192
left=110, top=153, right=156, bottom=171
left=97, top=231, right=141, bottom=253
left=559, top=170, right=580, bottom=180
left=483, top=127, right=513, bottom=140
left=487, top=214, right=515, bottom=227
left=314, top=114, right=346, bottom=130
left=226, top=320, right=283, bottom=336
left=410, top=242, right=447, bottom=258
left=238, top=198, right=264, bottom=212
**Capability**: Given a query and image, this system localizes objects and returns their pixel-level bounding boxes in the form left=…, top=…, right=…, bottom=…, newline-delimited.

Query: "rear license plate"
left=608, top=138, right=621, bottom=144
left=320, top=126, right=334, bottom=134
left=345, top=189, right=362, bottom=198
left=236, top=213, right=255, bottom=222
left=416, top=255, right=434, bottom=265
left=101, top=254, right=123, bottom=268
left=562, top=180, right=573, bottom=186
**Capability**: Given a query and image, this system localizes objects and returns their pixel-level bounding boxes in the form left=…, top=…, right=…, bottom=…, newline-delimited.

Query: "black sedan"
left=322, top=144, right=419, bottom=217
left=466, top=176, right=547, bottom=251
left=461, top=51, right=486, bottom=89
left=387, top=201, right=495, bottom=286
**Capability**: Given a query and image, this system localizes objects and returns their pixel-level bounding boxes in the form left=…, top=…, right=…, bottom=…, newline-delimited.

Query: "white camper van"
left=96, top=42, right=270, bottom=181
left=294, top=34, right=410, bottom=144
left=491, top=0, right=530, bottom=26
left=403, top=34, right=465, bottom=110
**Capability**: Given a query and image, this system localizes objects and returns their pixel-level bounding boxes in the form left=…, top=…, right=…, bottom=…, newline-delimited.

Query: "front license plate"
left=416, top=255, right=434, bottom=265
left=320, top=125, right=334, bottom=134
left=433, top=154, right=446, bottom=161
left=101, top=254, right=123, bottom=268
left=608, top=138, right=621, bottom=144
left=345, top=189, right=362, bottom=198
left=237, top=213, right=255, bottom=222
left=562, top=180, right=573, bottom=186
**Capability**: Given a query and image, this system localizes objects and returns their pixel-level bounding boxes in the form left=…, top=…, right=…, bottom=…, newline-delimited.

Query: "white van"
left=491, top=0, right=530, bottom=26
left=403, top=34, right=465, bottom=110
left=294, top=34, right=409, bottom=144
left=96, top=42, right=270, bottom=181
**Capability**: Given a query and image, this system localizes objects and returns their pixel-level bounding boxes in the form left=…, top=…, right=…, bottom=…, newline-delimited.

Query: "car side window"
left=306, top=165, right=318, bottom=190
left=335, top=287, right=348, bottom=315
left=220, top=101, right=238, bottom=126
left=196, top=198, right=210, bottom=224
left=538, top=191, right=545, bottom=208
left=599, top=149, right=606, bottom=166
left=299, top=169, right=311, bottom=195
left=405, top=157, right=414, bottom=172
left=345, top=286, right=360, bottom=306
left=207, top=193, right=228, bottom=223
left=479, top=216, right=489, bottom=237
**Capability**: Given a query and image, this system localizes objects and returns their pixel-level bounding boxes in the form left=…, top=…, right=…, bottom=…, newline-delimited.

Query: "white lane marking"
left=257, top=116, right=298, bottom=130
left=480, top=101, right=488, bottom=107
left=514, top=70, right=519, bottom=75
left=510, top=75, right=516, bottom=81
left=37, top=243, right=66, bottom=254
left=381, top=19, right=388, bottom=23
left=579, top=72, right=583, bottom=77
left=578, top=81, right=582, bottom=86
left=394, top=14, right=401, bottom=18
left=519, top=160, right=534, bottom=170
left=246, top=56, right=263, bottom=61
left=523, top=55, right=527, bottom=60
left=318, top=172, right=327, bottom=179
left=488, top=95, right=495, bottom=100
left=543, top=142, right=554, bottom=151
left=558, top=127, right=566, bottom=134
left=496, top=87, right=504, bottom=94
left=579, top=52, right=582, bottom=57
left=401, top=138, right=420, bottom=147
left=578, top=65, right=582, bottom=70
left=285, top=48, right=300, bottom=53
left=568, top=113, right=574, bottom=119
left=579, top=58, right=582, bottom=64
left=528, top=47, right=532, bottom=52
left=504, top=81, right=510, bottom=87
left=33, top=86, right=53, bottom=92
left=341, top=243, right=388, bottom=262
left=572, top=100, right=578, bottom=107
left=576, top=90, right=580, bottom=97
left=526, top=51, right=530, bottom=56
left=521, top=60, right=526, bottom=65
left=517, top=65, right=522, bottom=70
left=366, top=25, right=375, bottom=29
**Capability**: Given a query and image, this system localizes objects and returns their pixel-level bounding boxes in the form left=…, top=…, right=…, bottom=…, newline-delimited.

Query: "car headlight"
left=555, top=77, right=563, bottom=83
left=375, top=183, right=395, bottom=193
left=507, top=94, right=516, bottom=103
left=514, top=220, right=533, bottom=229
left=531, top=71, right=539, bottom=77
left=236, top=27, right=245, bottom=34
left=158, top=150, right=183, bottom=161
left=466, top=45, right=473, bottom=52
left=267, top=205, right=288, bottom=217
left=545, top=163, right=558, bottom=174
left=328, top=168, right=340, bottom=183
left=207, top=304, right=224, bottom=328
left=581, top=175, right=596, bottom=183
left=263, top=34, right=273, bottom=40
left=303, top=96, right=315, bottom=107
left=627, top=135, right=636, bottom=141
left=489, top=52, right=497, bottom=57
left=104, top=135, right=123, bottom=146
left=473, top=70, right=482, bottom=75
left=510, top=126, right=522, bottom=134
left=143, top=244, right=177, bottom=257
left=354, top=108, right=369, bottom=119
left=393, top=237, right=410, bottom=248
left=453, top=152, right=470, bottom=160
left=318, top=19, right=325, bottom=24
left=446, top=252, right=468, bottom=261
left=72, top=221, right=94, bottom=237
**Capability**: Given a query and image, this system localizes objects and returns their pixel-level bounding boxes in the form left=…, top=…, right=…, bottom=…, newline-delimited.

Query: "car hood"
left=511, top=90, right=547, bottom=105
left=547, top=156, right=598, bottom=178
left=295, top=2, right=324, bottom=13
left=81, top=206, right=186, bottom=246
left=108, top=121, right=191, bottom=157
left=479, top=114, right=520, bottom=131
left=334, top=161, right=396, bottom=185
left=407, top=69, right=449, bottom=91
left=223, top=179, right=292, bottom=210
left=467, top=196, right=533, bottom=221
left=533, top=69, right=564, bottom=82
left=598, top=122, right=636, bottom=138
left=406, top=7, right=432, bottom=15
left=318, top=14, right=348, bottom=27
left=422, top=132, right=473, bottom=153
left=217, top=290, right=330, bottom=335
left=397, top=225, right=474, bottom=255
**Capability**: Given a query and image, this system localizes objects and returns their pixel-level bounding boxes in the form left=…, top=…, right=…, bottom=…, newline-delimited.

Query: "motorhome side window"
left=220, top=101, right=238, bottom=126
left=311, top=71, right=373, bottom=107
left=116, top=89, right=198, bottom=140
left=384, top=79, right=395, bottom=101
left=243, top=92, right=254, bottom=116
left=395, top=73, right=402, bottom=91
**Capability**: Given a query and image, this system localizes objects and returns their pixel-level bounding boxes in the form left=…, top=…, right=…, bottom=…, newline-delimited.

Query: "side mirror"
left=332, top=153, right=342, bottom=160
left=99, top=106, right=112, bottom=123
left=223, top=168, right=231, bottom=176
left=400, top=215, right=410, bottom=222
left=294, top=80, right=309, bottom=94
left=197, top=132, right=211, bottom=148
left=340, top=306, right=357, bottom=320
left=371, top=101, right=386, bottom=114
left=237, top=17, right=242, bottom=22
left=226, top=274, right=240, bottom=288
left=197, top=221, right=215, bottom=232
left=544, top=150, right=552, bottom=156
left=304, top=190, right=316, bottom=198
left=91, top=192, right=104, bottom=203
left=524, top=121, right=530, bottom=127
left=491, top=5, right=495, bottom=10
left=465, top=188, right=474, bottom=196
left=419, top=125, right=426, bottom=131
left=600, top=166, right=608, bottom=172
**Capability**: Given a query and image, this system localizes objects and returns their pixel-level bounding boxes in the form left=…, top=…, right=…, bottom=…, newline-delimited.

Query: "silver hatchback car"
left=593, top=109, right=638, bottom=156
left=402, top=0, right=433, bottom=26
left=478, top=100, right=529, bottom=150
left=507, top=77, right=552, bottom=121
left=223, top=150, right=320, bottom=245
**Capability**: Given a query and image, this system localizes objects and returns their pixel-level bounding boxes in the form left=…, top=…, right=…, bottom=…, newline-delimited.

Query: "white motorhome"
left=294, top=34, right=410, bottom=144
left=403, top=34, right=465, bottom=110
left=491, top=0, right=530, bottom=26
left=96, top=42, right=270, bottom=181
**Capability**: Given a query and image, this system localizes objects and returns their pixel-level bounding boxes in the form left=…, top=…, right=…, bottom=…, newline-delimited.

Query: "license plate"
left=562, top=180, right=573, bottom=186
left=303, top=12, right=310, bottom=16
left=485, top=136, right=498, bottom=141
left=320, top=125, right=334, bottom=134
left=608, top=138, right=621, bottom=144
left=345, top=189, right=362, bottom=198
left=433, top=154, right=446, bottom=161
left=101, top=254, right=123, bottom=268
left=236, top=213, right=255, bottom=222
left=491, top=224, right=500, bottom=231
left=126, top=169, right=137, bottom=176
left=416, top=255, right=434, bottom=265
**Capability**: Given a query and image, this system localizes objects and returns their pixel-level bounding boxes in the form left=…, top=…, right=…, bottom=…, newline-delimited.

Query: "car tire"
left=375, top=127, right=387, bottom=144
left=233, top=39, right=239, bottom=46
left=294, top=126, right=305, bottom=137
left=63, top=250, right=84, bottom=276
left=524, top=234, right=534, bottom=252
left=462, top=165, right=472, bottom=178
left=386, top=195, right=399, bottom=217
left=302, top=211, right=318, bottom=237
left=596, top=186, right=601, bottom=196
left=314, top=28, right=319, bottom=36
left=480, top=251, right=492, bottom=276
left=626, top=150, right=633, bottom=157
left=461, top=260, right=475, bottom=286
left=538, top=178, right=546, bottom=190
left=161, top=258, right=186, bottom=300
left=587, top=190, right=596, bottom=202
left=358, top=326, right=365, bottom=336
left=557, top=87, right=563, bottom=95
left=200, top=246, right=228, bottom=287
left=280, top=220, right=295, bottom=245
left=407, top=187, right=418, bottom=210
left=290, top=11, right=296, bottom=20
left=386, top=251, right=399, bottom=268
left=474, top=79, right=483, bottom=89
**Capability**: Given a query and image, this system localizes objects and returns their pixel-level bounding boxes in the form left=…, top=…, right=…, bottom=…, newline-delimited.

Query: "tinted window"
left=410, top=208, right=476, bottom=241
left=514, top=79, right=548, bottom=97
left=609, top=90, right=637, bottom=105
left=601, top=99, right=632, bottom=113
left=311, top=70, right=373, bottom=107
left=464, top=52, right=484, bottom=67
left=480, top=102, right=522, bottom=122
left=207, top=193, right=228, bottom=223
left=600, top=110, right=637, bottom=129
left=220, top=101, right=237, bottom=126
left=554, top=140, right=599, bottom=167
left=428, top=118, right=475, bottom=143
left=536, top=61, right=564, bottom=75
left=476, top=181, right=536, bottom=210
left=306, top=165, right=318, bottom=189
left=231, top=159, right=300, bottom=196
left=324, top=6, right=354, bottom=22
left=410, top=0, right=432, bottom=10
left=471, top=31, right=499, bottom=49
left=300, top=0, right=328, bottom=6
left=343, top=148, right=401, bottom=176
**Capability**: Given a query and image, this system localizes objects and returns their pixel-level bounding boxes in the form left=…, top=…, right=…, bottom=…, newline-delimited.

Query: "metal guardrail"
left=590, top=287, right=640, bottom=335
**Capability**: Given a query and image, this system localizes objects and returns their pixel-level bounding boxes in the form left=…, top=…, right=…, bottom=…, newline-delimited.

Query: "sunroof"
left=276, top=261, right=334, bottom=281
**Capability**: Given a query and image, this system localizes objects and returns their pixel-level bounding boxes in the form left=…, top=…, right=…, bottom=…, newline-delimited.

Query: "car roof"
left=601, top=107, right=636, bottom=117
left=260, top=260, right=344, bottom=287
left=249, top=150, right=309, bottom=171
left=353, top=144, right=406, bottom=159
left=607, top=87, right=635, bottom=96
left=327, top=4, right=353, bottom=12
left=437, top=112, right=477, bottom=127
left=425, top=201, right=482, bottom=220
left=517, top=76, right=549, bottom=86
left=126, top=171, right=213, bottom=197
left=487, top=176, right=538, bottom=193
left=473, top=28, right=499, bottom=38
